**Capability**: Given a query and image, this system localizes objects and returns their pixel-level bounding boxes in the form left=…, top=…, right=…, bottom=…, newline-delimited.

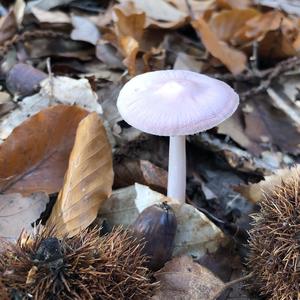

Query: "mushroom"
left=117, top=70, right=239, bottom=204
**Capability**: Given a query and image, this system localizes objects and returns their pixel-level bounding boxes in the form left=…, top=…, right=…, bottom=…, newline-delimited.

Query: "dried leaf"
left=0, top=105, right=89, bottom=195
left=143, top=47, right=166, bottom=72
left=257, top=0, right=300, bottom=16
left=119, top=35, right=139, bottom=75
left=114, top=5, right=145, bottom=41
left=27, top=0, right=75, bottom=11
left=13, top=0, right=26, bottom=26
left=209, top=8, right=260, bottom=42
left=47, top=113, right=113, bottom=237
left=0, top=192, right=48, bottom=242
left=71, top=15, right=100, bottom=45
left=25, top=37, right=94, bottom=60
left=192, top=17, right=247, bottom=74
left=40, top=76, right=102, bottom=113
left=168, top=0, right=215, bottom=18
left=6, top=63, right=47, bottom=96
left=172, top=203, right=227, bottom=257
left=153, top=256, right=224, bottom=300
left=0, top=76, right=102, bottom=141
left=217, top=109, right=263, bottom=156
left=0, top=92, right=14, bottom=117
left=31, top=7, right=71, bottom=24
left=114, top=159, right=167, bottom=193
left=216, top=0, right=252, bottom=9
left=173, top=52, right=203, bottom=72
left=100, top=184, right=227, bottom=259
left=243, top=10, right=284, bottom=40
left=243, top=97, right=300, bottom=155
left=235, top=165, right=300, bottom=203
left=96, top=41, right=124, bottom=69
left=118, top=0, right=188, bottom=29
left=191, top=134, right=276, bottom=175
left=0, top=9, right=17, bottom=45
left=112, top=5, right=146, bottom=74
left=0, top=75, right=101, bottom=141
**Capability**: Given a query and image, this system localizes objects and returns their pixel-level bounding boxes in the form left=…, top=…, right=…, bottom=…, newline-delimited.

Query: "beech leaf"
left=192, top=17, right=247, bottom=74
left=47, top=112, right=113, bottom=238
left=0, top=192, right=49, bottom=242
left=153, top=256, right=225, bottom=300
left=209, top=8, right=260, bottom=42
left=0, top=105, right=89, bottom=195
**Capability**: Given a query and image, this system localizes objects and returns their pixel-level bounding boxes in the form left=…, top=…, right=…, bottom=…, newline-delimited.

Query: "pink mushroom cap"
left=117, top=70, right=239, bottom=136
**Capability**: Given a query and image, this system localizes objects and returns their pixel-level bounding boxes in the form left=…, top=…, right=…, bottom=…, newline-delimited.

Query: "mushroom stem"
left=167, top=135, right=186, bottom=203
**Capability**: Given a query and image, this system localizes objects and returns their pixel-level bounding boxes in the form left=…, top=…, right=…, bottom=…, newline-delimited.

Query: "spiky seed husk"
left=0, top=226, right=158, bottom=300
left=248, top=177, right=300, bottom=300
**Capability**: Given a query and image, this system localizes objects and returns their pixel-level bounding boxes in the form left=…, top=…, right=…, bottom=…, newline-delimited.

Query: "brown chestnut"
left=131, top=202, right=177, bottom=271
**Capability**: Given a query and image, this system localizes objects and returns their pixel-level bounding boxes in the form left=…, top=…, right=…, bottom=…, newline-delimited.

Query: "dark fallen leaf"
left=0, top=9, right=17, bottom=45
left=96, top=40, right=124, bottom=69
left=243, top=95, right=300, bottom=155
left=113, top=158, right=167, bottom=193
left=0, top=105, right=89, bottom=195
left=217, top=108, right=263, bottom=156
left=6, top=63, right=47, bottom=96
left=25, top=37, right=94, bottom=61
left=71, top=15, right=100, bottom=45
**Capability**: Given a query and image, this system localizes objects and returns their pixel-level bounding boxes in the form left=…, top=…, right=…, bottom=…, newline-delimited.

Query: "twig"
left=214, top=56, right=300, bottom=100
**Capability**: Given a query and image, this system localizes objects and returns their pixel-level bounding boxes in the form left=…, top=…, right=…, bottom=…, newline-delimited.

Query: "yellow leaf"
left=47, top=113, right=113, bottom=237
left=192, top=17, right=246, bottom=75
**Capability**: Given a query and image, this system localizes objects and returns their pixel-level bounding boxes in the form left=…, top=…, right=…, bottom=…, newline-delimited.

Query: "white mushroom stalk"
left=117, top=70, right=239, bottom=205
left=168, top=135, right=186, bottom=202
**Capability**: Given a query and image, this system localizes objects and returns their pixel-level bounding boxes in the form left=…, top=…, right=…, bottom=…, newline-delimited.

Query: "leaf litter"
left=0, top=0, right=299, bottom=299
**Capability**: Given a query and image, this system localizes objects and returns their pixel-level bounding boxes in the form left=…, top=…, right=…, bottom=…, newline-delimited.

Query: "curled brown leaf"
left=47, top=113, right=113, bottom=238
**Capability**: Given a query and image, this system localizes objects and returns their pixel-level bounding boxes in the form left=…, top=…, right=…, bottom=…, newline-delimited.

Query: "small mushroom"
left=117, top=70, right=239, bottom=204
